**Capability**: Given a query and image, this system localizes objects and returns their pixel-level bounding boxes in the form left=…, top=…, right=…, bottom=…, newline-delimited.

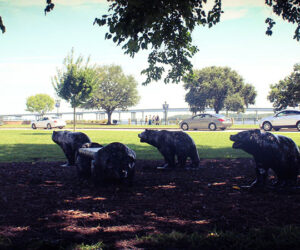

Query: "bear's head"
left=138, top=129, right=157, bottom=143
left=230, top=129, right=262, bottom=155
left=52, top=130, right=68, bottom=144
left=94, top=142, right=135, bottom=180
left=52, top=131, right=60, bottom=143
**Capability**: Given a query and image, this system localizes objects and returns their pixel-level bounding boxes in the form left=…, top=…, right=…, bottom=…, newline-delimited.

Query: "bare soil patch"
left=0, top=159, right=299, bottom=249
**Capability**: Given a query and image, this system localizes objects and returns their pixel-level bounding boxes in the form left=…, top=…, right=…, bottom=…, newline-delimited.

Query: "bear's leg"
left=189, top=148, right=200, bottom=168
left=272, top=159, right=298, bottom=188
left=250, top=166, right=268, bottom=189
left=91, top=160, right=106, bottom=186
left=68, top=149, right=76, bottom=166
left=75, top=154, right=91, bottom=179
left=158, top=149, right=175, bottom=169
left=286, top=159, right=299, bottom=186
left=125, top=168, right=135, bottom=187
left=164, top=154, right=175, bottom=168
left=190, top=156, right=200, bottom=168
left=177, top=155, right=187, bottom=168
left=242, top=161, right=268, bottom=190
left=61, top=146, right=74, bottom=167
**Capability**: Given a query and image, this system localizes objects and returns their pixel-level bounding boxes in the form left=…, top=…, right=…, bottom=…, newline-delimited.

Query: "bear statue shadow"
left=230, top=129, right=299, bottom=191
left=138, top=129, right=200, bottom=169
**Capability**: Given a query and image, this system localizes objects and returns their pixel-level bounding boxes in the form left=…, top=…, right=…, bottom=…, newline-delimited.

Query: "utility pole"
left=162, top=101, right=169, bottom=125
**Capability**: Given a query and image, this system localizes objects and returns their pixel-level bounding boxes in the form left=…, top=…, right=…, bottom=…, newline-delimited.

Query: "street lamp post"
left=55, top=99, right=61, bottom=117
left=162, top=101, right=169, bottom=125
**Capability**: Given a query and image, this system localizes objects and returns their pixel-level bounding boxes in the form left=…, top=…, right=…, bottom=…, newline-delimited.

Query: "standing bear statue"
left=230, top=129, right=299, bottom=189
left=52, top=131, right=91, bottom=167
left=138, top=129, right=200, bottom=169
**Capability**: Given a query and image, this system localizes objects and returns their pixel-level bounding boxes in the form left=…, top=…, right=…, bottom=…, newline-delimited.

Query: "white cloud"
left=221, top=8, right=248, bottom=21
left=201, top=0, right=268, bottom=21
left=0, top=0, right=108, bottom=7
left=223, top=0, right=265, bottom=8
left=57, top=0, right=108, bottom=5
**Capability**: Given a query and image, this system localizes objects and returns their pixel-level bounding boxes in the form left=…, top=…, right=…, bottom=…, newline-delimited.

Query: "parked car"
left=179, top=113, right=233, bottom=131
left=31, top=116, right=66, bottom=129
left=259, top=109, right=300, bottom=131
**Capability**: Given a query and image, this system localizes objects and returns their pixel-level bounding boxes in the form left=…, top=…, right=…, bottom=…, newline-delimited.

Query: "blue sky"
left=0, top=0, right=299, bottom=114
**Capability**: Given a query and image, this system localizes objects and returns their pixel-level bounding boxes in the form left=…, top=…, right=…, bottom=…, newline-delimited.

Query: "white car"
left=259, top=109, right=300, bottom=131
left=31, top=116, right=66, bottom=130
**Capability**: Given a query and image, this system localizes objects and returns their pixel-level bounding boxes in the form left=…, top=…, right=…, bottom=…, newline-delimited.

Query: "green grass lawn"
left=231, top=124, right=258, bottom=129
left=0, top=129, right=299, bottom=162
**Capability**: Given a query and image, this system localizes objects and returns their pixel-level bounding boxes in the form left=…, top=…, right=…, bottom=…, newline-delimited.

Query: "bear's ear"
left=53, top=131, right=56, bottom=135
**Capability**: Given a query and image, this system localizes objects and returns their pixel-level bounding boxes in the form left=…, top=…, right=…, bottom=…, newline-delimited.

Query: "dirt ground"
left=0, top=159, right=299, bottom=249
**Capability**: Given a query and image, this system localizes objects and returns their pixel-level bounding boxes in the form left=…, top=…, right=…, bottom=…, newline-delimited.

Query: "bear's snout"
left=230, top=135, right=236, bottom=141
left=138, top=133, right=145, bottom=142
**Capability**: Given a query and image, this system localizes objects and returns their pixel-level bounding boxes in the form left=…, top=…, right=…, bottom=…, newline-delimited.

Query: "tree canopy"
left=82, top=65, right=140, bottom=125
left=184, top=66, right=257, bottom=114
left=268, top=63, right=300, bottom=111
left=26, top=93, right=55, bottom=116
left=52, top=49, right=98, bottom=130
left=1, top=0, right=299, bottom=85
left=93, top=0, right=300, bottom=85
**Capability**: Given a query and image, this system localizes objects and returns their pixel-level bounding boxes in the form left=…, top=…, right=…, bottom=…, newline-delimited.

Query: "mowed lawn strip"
left=0, top=130, right=299, bottom=162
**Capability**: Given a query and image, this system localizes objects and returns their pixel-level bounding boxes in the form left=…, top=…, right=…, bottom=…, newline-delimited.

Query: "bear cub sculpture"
left=52, top=131, right=91, bottom=167
left=230, top=129, right=299, bottom=189
left=138, top=129, right=200, bottom=169
left=92, top=142, right=136, bottom=185
left=76, top=142, right=136, bottom=186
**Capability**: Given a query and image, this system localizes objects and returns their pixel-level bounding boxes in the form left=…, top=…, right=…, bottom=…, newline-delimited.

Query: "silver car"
left=259, top=109, right=300, bottom=131
left=179, top=113, right=233, bottom=131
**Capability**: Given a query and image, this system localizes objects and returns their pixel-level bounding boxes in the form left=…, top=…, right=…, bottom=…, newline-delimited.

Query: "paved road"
left=1, top=127, right=299, bottom=133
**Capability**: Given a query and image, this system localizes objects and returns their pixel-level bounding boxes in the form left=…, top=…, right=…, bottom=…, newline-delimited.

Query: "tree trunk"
left=73, top=106, right=76, bottom=131
left=214, top=104, right=220, bottom=114
left=107, top=111, right=112, bottom=125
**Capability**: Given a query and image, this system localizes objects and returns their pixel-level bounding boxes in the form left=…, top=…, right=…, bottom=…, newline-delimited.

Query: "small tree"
left=268, top=63, right=300, bottom=111
left=184, top=66, right=256, bottom=114
left=26, top=94, right=54, bottom=116
left=83, top=65, right=140, bottom=125
left=52, top=49, right=97, bottom=131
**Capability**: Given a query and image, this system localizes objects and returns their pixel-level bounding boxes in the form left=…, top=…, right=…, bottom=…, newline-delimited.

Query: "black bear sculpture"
left=230, top=129, right=299, bottom=189
left=138, top=129, right=200, bottom=169
left=52, top=131, right=91, bottom=167
left=77, top=142, right=136, bottom=186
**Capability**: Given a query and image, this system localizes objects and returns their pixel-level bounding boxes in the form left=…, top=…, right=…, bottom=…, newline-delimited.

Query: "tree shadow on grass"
left=20, top=132, right=53, bottom=136
left=0, top=142, right=249, bottom=162
left=0, top=144, right=64, bottom=162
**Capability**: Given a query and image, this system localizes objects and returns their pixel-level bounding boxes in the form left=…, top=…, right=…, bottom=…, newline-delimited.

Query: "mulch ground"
left=0, top=159, right=299, bottom=249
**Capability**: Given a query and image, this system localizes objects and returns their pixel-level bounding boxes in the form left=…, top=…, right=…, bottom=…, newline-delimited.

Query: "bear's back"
left=68, top=132, right=91, bottom=143
left=158, top=130, right=195, bottom=148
